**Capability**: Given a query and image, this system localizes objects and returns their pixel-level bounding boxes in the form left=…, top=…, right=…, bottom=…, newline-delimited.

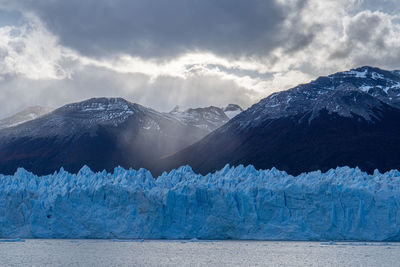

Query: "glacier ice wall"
left=1, top=164, right=400, bottom=240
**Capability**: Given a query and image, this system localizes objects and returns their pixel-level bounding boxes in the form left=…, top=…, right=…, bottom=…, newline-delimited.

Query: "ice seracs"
left=1, top=164, right=400, bottom=240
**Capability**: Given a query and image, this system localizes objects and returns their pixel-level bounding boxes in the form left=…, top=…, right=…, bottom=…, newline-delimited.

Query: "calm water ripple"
left=0, top=239, right=399, bottom=266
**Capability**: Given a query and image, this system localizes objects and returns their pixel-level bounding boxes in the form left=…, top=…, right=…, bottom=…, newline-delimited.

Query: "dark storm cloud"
left=7, top=0, right=312, bottom=59
left=1, top=0, right=400, bottom=118
left=284, top=27, right=319, bottom=54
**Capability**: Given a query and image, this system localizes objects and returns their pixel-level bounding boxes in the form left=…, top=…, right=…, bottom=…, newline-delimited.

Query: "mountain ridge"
left=0, top=97, right=243, bottom=175
left=1, top=66, right=400, bottom=176
left=157, top=66, right=400, bottom=176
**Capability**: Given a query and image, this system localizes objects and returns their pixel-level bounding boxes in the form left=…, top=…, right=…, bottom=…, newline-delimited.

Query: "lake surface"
left=0, top=239, right=399, bottom=266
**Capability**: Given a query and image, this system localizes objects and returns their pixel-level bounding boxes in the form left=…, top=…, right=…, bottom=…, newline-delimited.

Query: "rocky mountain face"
left=0, top=106, right=54, bottom=129
left=158, top=66, right=400, bottom=175
left=3, top=66, right=399, bottom=176
left=0, top=98, right=241, bottom=175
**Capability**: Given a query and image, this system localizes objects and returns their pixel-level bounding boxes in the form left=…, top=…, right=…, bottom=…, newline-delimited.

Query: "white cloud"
left=330, top=10, right=400, bottom=67
left=262, top=0, right=400, bottom=76
left=0, top=17, right=77, bottom=80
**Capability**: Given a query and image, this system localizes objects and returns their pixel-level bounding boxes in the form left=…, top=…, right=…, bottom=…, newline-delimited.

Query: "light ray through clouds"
left=0, top=0, right=399, bottom=117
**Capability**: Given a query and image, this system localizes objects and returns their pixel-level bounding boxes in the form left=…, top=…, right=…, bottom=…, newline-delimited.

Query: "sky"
left=0, top=0, right=400, bottom=117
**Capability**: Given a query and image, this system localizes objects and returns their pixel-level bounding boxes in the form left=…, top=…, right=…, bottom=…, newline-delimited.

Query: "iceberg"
left=1, top=164, right=400, bottom=240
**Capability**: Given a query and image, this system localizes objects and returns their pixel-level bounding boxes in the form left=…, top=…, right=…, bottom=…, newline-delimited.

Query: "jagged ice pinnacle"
left=1, top=164, right=400, bottom=240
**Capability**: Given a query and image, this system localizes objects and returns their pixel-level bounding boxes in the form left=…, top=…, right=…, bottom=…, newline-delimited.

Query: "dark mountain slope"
left=0, top=98, right=217, bottom=175
left=157, top=67, right=400, bottom=175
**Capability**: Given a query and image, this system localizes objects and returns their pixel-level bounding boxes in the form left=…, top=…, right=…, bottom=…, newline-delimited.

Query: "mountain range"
left=159, top=66, right=400, bottom=175
left=0, top=99, right=241, bottom=175
left=0, top=66, right=400, bottom=176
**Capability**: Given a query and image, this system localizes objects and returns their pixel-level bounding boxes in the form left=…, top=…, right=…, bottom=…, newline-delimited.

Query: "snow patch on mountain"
left=308, top=83, right=384, bottom=122
left=343, top=68, right=368, bottom=78
left=1, top=164, right=400, bottom=240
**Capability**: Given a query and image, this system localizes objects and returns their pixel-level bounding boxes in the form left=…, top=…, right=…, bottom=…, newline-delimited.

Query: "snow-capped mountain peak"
left=341, top=67, right=369, bottom=78
left=58, top=97, right=136, bottom=123
left=234, top=66, right=400, bottom=129
left=223, top=104, right=244, bottom=119
left=167, top=104, right=243, bottom=132
left=161, top=67, right=400, bottom=177
left=0, top=97, right=231, bottom=175
left=27, top=97, right=142, bottom=135
left=167, top=106, right=229, bottom=132
left=330, top=66, right=400, bottom=95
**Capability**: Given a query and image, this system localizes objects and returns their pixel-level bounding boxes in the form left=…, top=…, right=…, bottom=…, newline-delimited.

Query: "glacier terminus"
left=1, top=164, right=400, bottom=241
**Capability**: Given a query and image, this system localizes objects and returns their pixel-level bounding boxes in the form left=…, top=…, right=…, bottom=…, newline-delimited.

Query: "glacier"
left=1, top=164, right=400, bottom=240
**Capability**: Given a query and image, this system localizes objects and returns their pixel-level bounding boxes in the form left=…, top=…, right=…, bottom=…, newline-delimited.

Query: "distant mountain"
left=0, top=98, right=238, bottom=175
left=0, top=106, right=53, bottom=129
left=168, top=104, right=243, bottom=132
left=158, top=66, right=400, bottom=175
left=223, top=104, right=243, bottom=119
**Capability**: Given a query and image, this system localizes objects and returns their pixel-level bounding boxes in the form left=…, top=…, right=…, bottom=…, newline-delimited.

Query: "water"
left=0, top=240, right=399, bottom=266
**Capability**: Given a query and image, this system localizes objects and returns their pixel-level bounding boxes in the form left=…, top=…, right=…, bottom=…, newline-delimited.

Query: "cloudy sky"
left=0, top=0, right=399, bottom=117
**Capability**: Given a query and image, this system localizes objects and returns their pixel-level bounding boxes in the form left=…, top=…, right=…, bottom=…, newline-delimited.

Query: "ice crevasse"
left=1, top=164, right=400, bottom=240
